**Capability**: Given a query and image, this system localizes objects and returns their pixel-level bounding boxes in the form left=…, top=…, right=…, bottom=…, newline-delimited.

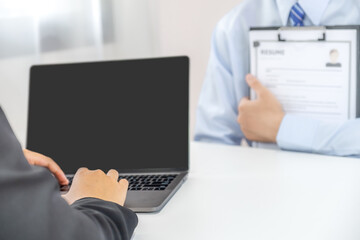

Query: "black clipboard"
left=249, top=25, right=360, bottom=118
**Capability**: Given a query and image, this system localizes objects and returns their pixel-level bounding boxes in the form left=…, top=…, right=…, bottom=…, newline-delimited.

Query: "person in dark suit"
left=0, top=107, right=138, bottom=240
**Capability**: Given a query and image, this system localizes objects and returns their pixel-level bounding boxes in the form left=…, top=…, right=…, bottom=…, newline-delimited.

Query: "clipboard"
left=249, top=26, right=360, bottom=149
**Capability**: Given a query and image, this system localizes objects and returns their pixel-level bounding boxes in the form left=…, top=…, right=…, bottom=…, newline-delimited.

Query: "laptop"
left=26, top=56, right=189, bottom=213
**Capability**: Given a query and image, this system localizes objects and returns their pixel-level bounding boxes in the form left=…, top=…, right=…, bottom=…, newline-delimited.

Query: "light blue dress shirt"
left=194, top=0, right=360, bottom=157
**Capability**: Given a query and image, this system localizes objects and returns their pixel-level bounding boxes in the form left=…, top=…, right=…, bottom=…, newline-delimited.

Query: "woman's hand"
left=23, top=149, right=69, bottom=186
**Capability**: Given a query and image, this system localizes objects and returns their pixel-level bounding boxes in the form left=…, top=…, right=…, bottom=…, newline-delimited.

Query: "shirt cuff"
left=276, top=114, right=320, bottom=152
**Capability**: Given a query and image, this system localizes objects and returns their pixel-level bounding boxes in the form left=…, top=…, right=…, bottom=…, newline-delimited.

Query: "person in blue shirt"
left=194, top=0, right=360, bottom=157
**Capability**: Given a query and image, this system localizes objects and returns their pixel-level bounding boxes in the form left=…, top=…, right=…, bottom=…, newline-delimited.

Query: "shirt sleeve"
left=0, top=107, right=138, bottom=240
left=276, top=114, right=360, bottom=157
left=194, top=23, right=244, bottom=145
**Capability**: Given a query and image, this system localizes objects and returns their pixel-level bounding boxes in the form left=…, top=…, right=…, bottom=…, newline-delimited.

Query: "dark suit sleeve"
left=0, top=107, right=138, bottom=240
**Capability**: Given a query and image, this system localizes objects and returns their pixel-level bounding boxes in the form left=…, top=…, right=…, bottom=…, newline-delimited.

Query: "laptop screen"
left=27, top=56, right=189, bottom=174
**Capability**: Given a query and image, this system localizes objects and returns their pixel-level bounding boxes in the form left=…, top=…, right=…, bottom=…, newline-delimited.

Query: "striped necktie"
left=289, top=2, right=306, bottom=26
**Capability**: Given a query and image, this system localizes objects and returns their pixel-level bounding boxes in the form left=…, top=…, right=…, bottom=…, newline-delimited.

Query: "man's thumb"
left=246, top=74, right=264, bottom=94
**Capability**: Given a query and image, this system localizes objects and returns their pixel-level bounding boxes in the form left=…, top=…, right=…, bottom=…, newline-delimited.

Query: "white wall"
left=0, top=0, right=241, bottom=146
left=152, top=0, right=241, bottom=137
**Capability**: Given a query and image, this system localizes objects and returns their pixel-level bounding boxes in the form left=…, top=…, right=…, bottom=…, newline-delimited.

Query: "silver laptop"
left=26, top=56, right=189, bottom=213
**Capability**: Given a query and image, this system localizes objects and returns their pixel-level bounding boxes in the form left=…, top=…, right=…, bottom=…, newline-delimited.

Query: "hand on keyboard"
left=62, top=168, right=128, bottom=206
left=23, top=149, right=69, bottom=186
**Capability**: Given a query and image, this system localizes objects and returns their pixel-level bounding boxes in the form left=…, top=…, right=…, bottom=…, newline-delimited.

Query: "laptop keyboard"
left=63, top=174, right=177, bottom=191
left=119, top=174, right=177, bottom=191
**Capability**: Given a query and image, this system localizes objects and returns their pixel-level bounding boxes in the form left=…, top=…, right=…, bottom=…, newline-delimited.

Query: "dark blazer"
left=0, top=107, right=138, bottom=240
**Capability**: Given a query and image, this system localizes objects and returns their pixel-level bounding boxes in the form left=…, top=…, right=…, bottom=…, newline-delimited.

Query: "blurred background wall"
left=0, top=0, right=240, bottom=146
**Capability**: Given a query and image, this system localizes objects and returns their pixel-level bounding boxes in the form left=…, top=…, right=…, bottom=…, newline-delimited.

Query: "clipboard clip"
left=278, top=26, right=326, bottom=42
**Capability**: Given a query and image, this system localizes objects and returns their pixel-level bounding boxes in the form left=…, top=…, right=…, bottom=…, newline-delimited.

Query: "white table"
left=134, top=142, right=360, bottom=240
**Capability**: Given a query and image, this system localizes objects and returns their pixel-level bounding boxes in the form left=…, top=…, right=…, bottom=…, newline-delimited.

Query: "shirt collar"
left=276, top=0, right=330, bottom=26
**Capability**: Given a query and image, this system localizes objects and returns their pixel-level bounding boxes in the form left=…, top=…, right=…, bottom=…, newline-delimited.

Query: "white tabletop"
left=133, top=142, right=360, bottom=240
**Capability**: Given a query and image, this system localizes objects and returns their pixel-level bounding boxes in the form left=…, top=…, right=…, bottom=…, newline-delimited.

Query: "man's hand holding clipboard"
left=249, top=26, right=360, bottom=149
left=237, top=74, right=285, bottom=143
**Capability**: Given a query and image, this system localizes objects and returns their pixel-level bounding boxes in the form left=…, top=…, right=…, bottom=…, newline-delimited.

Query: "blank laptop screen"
left=27, top=57, right=189, bottom=173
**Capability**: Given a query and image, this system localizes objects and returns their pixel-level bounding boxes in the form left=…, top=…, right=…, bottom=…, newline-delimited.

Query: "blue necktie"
left=289, top=3, right=306, bottom=26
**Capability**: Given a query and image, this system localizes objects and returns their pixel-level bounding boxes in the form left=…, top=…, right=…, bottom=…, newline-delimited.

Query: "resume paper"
left=253, top=41, right=351, bottom=121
